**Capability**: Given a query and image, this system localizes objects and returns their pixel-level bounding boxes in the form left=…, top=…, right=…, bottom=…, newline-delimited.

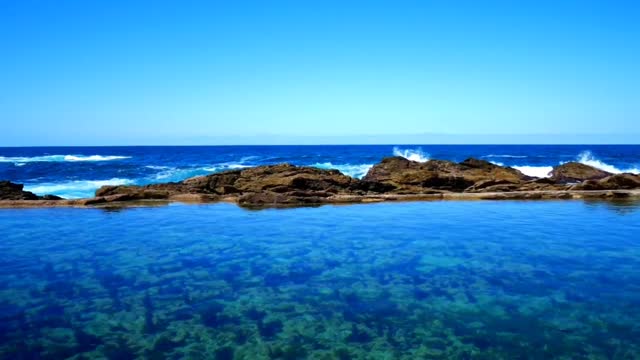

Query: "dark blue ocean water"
left=1, top=145, right=639, bottom=198
left=1, top=201, right=639, bottom=358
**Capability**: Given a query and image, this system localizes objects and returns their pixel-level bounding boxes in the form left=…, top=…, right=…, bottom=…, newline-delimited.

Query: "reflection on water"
left=0, top=201, right=639, bottom=359
left=583, top=198, right=640, bottom=215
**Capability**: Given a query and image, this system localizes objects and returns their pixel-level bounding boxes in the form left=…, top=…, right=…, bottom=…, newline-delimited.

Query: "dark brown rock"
left=363, top=157, right=530, bottom=192
left=0, top=181, right=38, bottom=200
left=571, top=173, right=640, bottom=190
left=550, top=162, right=611, bottom=183
left=0, top=180, right=62, bottom=200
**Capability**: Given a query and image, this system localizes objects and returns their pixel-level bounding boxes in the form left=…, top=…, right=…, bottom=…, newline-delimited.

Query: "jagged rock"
left=550, top=162, right=611, bottom=183
left=0, top=181, right=39, bottom=200
left=363, top=157, right=530, bottom=192
left=93, top=164, right=379, bottom=206
left=0, top=181, right=62, bottom=200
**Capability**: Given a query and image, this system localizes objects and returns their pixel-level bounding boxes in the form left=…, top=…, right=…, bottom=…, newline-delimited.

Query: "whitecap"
left=392, top=147, right=430, bottom=162
left=0, top=154, right=131, bottom=163
left=312, top=162, right=373, bottom=179
left=24, top=178, right=134, bottom=199
left=63, top=155, right=131, bottom=161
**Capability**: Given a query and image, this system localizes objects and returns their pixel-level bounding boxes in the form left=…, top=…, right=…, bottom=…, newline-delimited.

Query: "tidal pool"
left=1, top=200, right=639, bottom=359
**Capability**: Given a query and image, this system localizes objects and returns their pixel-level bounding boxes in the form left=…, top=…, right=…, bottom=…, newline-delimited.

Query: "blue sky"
left=1, top=0, right=638, bottom=145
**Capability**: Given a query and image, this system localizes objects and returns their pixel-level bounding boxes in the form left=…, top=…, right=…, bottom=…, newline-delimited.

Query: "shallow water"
left=1, top=200, right=639, bottom=359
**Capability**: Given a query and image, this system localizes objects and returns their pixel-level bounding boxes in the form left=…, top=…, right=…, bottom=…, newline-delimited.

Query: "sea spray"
left=575, top=151, right=639, bottom=174
left=498, top=151, right=640, bottom=178
left=392, top=147, right=430, bottom=162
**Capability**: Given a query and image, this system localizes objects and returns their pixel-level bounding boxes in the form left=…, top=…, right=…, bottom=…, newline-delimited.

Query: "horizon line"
left=1, top=143, right=639, bottom=148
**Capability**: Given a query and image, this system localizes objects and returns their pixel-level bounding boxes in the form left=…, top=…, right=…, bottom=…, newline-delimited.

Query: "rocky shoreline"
left=2, top=156, right=640, bottom=208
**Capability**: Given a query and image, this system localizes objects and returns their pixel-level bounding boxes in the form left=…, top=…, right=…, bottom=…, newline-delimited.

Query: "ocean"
left=1, top=145, right=640, bottom=358
left=1, top=145, right=639, bottom=199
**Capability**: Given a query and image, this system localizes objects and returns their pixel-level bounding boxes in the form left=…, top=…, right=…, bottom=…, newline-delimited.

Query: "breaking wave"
left=498, top=151, right=639, bottom=178
left=392, top=147, right=430, bottom=162
left=24, top=178, right=134, bottom=199
left=575, top=151, right=639, bottom=174
left=312, top=162, right=373, bottom=179
left=0, top=155, right=131, bottom=163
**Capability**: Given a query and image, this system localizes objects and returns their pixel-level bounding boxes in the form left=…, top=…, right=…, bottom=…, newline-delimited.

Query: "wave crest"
left=392, top=147, right=430, bottom=162
left=0, top=154, right=131, bottom=163
left=576, top=151, right=639, bottom=174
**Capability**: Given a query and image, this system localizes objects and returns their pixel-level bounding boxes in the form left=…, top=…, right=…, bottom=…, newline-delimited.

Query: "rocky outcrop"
left=362, top=157, right=532, bottom=193
left=2, top=158, right=640, bottom=208
left=0, top=181, right=62, bottom=201
left=550, top=162, right=612, bottom=183
left=95, top=164, right=395, bottom=207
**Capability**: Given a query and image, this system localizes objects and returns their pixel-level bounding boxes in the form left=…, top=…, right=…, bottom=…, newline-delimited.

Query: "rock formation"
left=550, top=162, right=612, bottom=183
left=2, top=158, right=640, bottom=208
left=0, top=181, right=62, bottom=201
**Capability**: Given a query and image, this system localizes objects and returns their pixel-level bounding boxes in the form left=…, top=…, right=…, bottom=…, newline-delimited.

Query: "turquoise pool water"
left=1, top=200, right=639, bottom=359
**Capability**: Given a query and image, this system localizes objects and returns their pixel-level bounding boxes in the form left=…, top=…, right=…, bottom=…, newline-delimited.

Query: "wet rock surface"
left=0, top=181, right=62, bottom=201
left=2, top=158, right=640, bottom=208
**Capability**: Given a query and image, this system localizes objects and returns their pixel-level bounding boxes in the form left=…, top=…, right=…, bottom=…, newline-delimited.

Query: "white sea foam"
left=0, top=154, right=131, bottom=163
left=512, top=166, right=554, bottom=178
left=24, top=178, right=134, bottom=199
left=312, top=162, right=373, bottom=179
left=63, top=155, right=131, bottom=161
left=392, top=147, right=430, bottom=162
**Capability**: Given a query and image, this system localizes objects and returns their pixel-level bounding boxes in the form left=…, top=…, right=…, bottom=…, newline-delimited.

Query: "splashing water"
left=392, top=147, right=430, bottom=162
left=576, top=151, right=639, bottom=174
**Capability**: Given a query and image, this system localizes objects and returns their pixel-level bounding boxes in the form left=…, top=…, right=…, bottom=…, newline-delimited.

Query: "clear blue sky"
left=1, top=0, right=638, bottom=145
